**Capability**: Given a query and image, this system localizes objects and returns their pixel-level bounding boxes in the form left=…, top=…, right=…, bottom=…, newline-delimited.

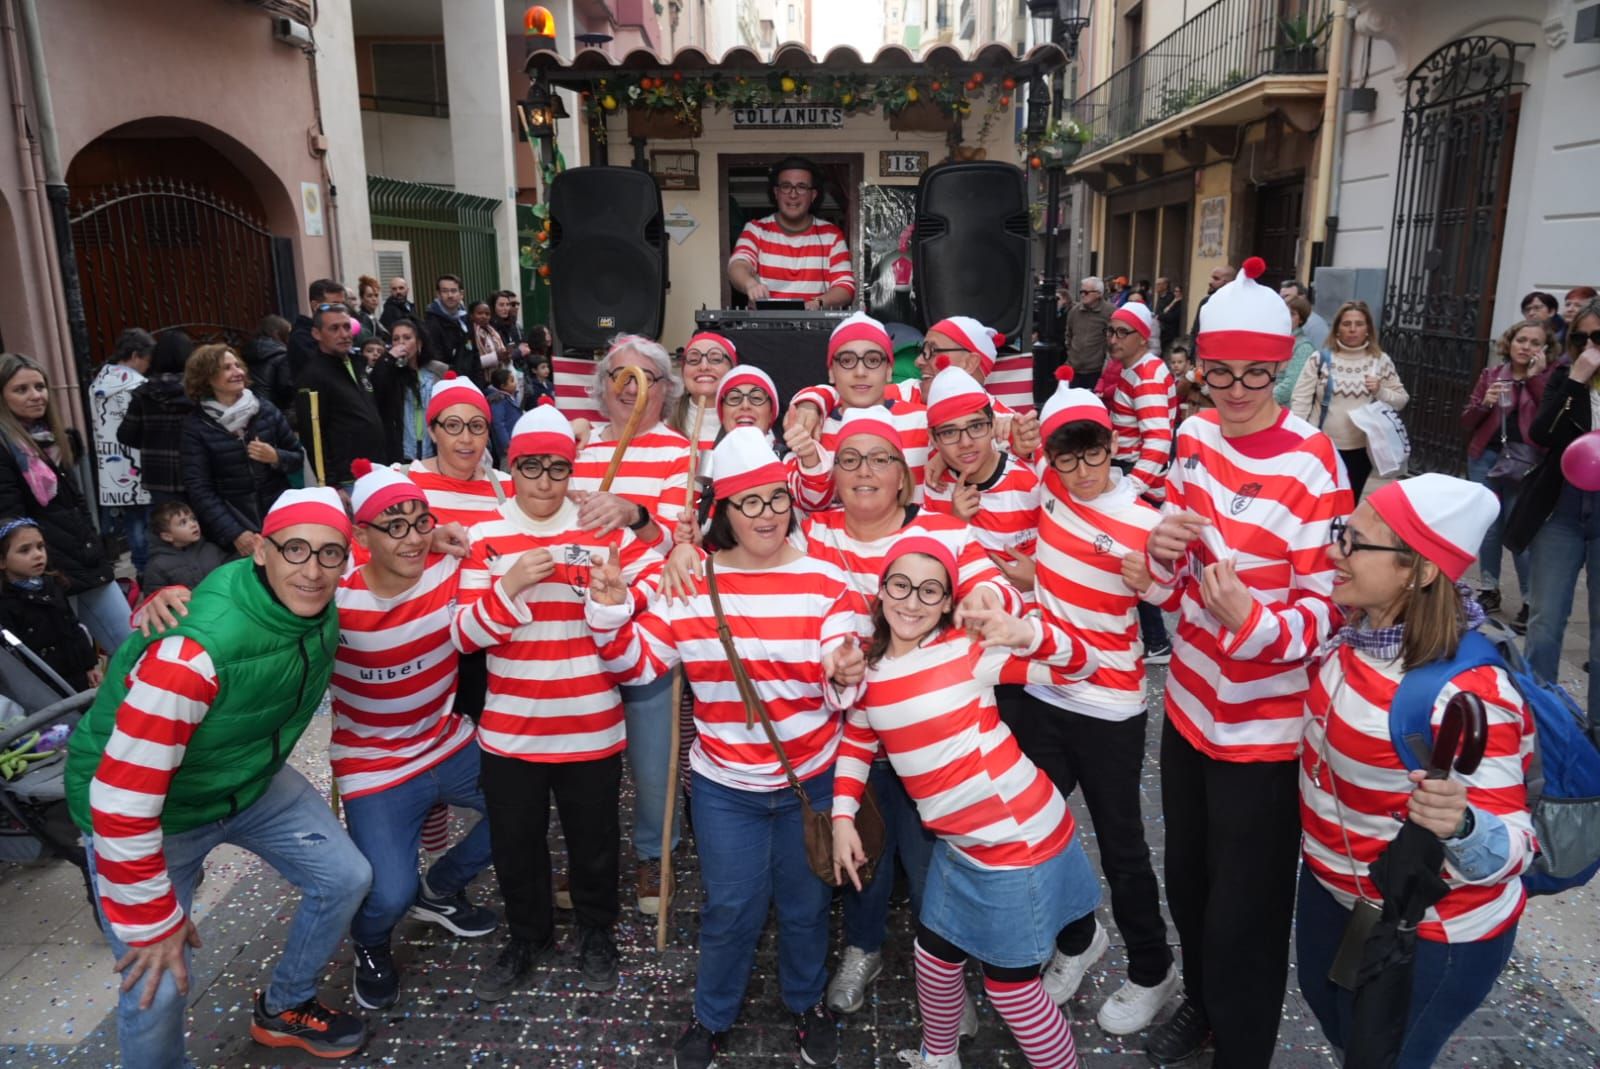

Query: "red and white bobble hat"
left=1366, top=473, right=1501, bottom=583
left=261, top=487, right=352, bottom=541
left=1039, top=365, right=1112, bottom=439
left=1195, top=256, right=1293, bottom=363
left=507, top=398, right=576, bottom=463
left=836, top=404, right=905, bottom=453
left=685, top=331, right=740, bottom=365
left=925, top=364, right=990, bottom=429
left=425, top=371, right=492, bottom=423
left=927, top=316, right=1005, bottom=377
left=349, top=458, right=425, bottom=526
left=716, top=366, right=779, bottom=410
left=1109, top=301, right=1155, bottom=341
left=828, top=311, right=892, bottom=366
left=711, top=426, right=787, bottom=501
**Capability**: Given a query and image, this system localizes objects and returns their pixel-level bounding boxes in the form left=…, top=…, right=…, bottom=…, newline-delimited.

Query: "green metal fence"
left=368, top=176, right=501, bottom=301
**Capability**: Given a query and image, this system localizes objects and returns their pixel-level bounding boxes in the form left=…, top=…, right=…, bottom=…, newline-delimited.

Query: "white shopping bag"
left=1349, top=400, right=1411, bottom=479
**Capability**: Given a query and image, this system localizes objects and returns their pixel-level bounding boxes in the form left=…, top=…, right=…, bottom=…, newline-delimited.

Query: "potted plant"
left=624, top=75, right=705, bottom=139
left=1036, top=118, right=1091, bottom=167
left=1270, top=14, right=1331, bottom=73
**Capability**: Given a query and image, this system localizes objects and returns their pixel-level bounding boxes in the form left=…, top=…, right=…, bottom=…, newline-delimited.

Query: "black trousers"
left=480, top=750, right=621, bottom=943
left=1159, top=717, right=1301, bottom=1069
left=1339, top=447, right=1373, bottom=502
left=1008, top=692, right=1173, bottom=987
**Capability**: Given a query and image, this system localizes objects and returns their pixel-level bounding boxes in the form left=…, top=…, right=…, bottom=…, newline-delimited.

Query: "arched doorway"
left=67, top=128, right=293, bottom=364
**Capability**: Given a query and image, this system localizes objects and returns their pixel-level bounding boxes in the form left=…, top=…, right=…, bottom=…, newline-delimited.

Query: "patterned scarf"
left=1333, top=583, right=1488, bottom=661
left=15, top=423, right=59, bottom=506
left=201, top=389, right=260, bottom=438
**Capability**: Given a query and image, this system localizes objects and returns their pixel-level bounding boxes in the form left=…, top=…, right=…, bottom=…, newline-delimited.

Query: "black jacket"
left=0, top=578, right=96, bottom=691
left=240, top=336, right=297, bottom=416
left=354, top=308, right=389, bottom=346
left=287, top=314, right=319, bottom=383
left=0, top=444, right=112, bottom=594
left=422, top=305, right=482, bottom=386
left=1506, top=364, right=1587, bottom=552
left=380, top=296, right=417, bottom=331
left=180, top=397, right=304, bottom=550
left=141, top=539, right=229, bottom=590
left=369, top=357, right=426, bottom=463
left=296, top=350, right=391, bottom=486
left=1156, top=293, right=1184, bottom=346
left=117, top=375, right=194, bottom=497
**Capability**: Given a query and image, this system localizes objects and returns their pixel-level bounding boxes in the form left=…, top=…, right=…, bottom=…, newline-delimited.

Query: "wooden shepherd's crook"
left=657, top=397, right=709, bottom=951
left=305, top=389, right=341, bottom=819
left=599, top=364, right=652, bottom=492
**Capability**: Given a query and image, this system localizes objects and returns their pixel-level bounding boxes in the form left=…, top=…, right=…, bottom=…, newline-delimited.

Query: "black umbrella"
left=1343, top=691, right=1488, bottom=1069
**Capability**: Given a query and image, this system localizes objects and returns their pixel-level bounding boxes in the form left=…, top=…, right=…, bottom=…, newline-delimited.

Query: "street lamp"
left=1026, top=0, right=1089, bottom=59
left=519, top=81, right=556, bottom=140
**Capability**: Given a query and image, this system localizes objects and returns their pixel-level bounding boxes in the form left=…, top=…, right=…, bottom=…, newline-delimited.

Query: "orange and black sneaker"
left=249, top=990, right=366, bottom=1059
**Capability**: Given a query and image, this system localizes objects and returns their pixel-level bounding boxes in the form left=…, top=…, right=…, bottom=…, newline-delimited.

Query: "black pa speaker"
left=548, top=166, right=667, bottom=350
left=913, top=161, right=1032, bottom=342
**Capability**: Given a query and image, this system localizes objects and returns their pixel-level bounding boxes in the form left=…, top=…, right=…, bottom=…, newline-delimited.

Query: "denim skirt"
left=919, top=836, right=1102, bottom=968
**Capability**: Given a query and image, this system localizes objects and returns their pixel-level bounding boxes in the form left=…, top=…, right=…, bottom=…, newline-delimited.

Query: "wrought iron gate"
left=1381, top=36, right=1524, bottom=475
left=70, top=179, right=280, bottom=363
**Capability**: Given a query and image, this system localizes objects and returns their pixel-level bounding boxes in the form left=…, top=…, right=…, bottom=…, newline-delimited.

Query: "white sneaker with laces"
left=1095, top=964, right=1180, bottom=1035
left=1041, top=921, right=1108, bottom=1005
left=959, top=990, right=979, bottom=1039
left=897, top=1049, right=961, bottom=1069
left=826, top=946, right=884, bottom=1014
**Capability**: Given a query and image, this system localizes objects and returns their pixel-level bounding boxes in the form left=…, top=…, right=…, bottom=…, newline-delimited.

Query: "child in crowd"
left=0, top=517, right=100, bottom=690
left=486, top=366, right=522, bottom=467
left=360, top=336, right=388, bottom=369
left=142, top=502, right=229, bottom=590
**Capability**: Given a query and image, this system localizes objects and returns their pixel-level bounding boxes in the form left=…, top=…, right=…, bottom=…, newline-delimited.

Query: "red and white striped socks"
left=985, top=975, right=1080, bottom=1069
left=914, top=940, right=967, bottom=1057
left=421, top=803, right=451, bottom=857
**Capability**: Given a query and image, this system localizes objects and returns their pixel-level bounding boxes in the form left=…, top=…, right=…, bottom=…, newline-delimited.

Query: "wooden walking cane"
left=303, top=389, right=342, bottom=819
left=599, top=365, right=652, bottom=492
left=657, top=397, right=709, bottom=951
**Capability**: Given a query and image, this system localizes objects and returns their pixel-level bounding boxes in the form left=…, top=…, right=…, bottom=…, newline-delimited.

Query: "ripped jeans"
left=85, top=765, right=371, bottom=1069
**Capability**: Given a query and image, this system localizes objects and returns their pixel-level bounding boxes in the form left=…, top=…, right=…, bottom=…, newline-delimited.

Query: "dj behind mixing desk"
left=694, top=308, right=848, bottom=411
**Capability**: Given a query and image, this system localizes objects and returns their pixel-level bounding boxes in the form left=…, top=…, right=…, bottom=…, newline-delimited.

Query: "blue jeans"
left=70, top=579, right=134, bottom=659
left=1526, top=483, right=1600, bottom=722
left=1295, top=867, right=1516, bottom=1069
left=622, top=674, right=681, bottom=861
left=690, top=768, right=835, bottom=1031
left=842, top=760, right=936, bottom=953
left=1466, top=449, right=1530, bottom=595
left=342, top=742, right=493, bottom=948
left=102, top=503, right=151, bottom=575
left=84, top=765, right=372, bottom=1069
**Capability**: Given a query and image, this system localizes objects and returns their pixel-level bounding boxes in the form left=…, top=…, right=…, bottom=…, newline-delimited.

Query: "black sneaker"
left=351, top=942, right=399, bottom=1010
left=1144, top=642, right=1172, bottom=667
left=474, top=935, right=554, bottom=1002
left=577, top=925, right=620, bottom=992
left=795, top=1002, right=839, bottom=1066
left=673, top=1018, right=724, bottom=1069
left=1144, top=998, right=1211, bottom=1066
left=249, top=990, right=366, bottom=1059
left=1512, top=603, right=1529, bottom=635
left=410, top=880, right=499, bottom=938
left=1479, top=588, right=1503, bottom=615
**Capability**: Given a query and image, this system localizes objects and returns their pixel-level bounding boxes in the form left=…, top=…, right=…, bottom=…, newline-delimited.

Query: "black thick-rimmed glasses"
left=513, top=457, right=573, bottom=481
left=921, top=343, right=968, bottom=361
left=432, top=416, right=490, bottom=437
left=832, top=350, right=889, bottom=371
left=722, top=388, right=771, bottom=408
left=1050, top=445, right=1112, bottom=474
left=264, top=533, right=348, bottom=569
left=775, top=182, right=814, bottom=194
left=1200, top=365, right=1277, bottom=391
left=932, top=418, right=994, bottom=446
left=730, top=488, right=793, bottom=518
left=362, top=512, right=437, bottom=540
left=836, top=450, right=901, bottom=473
left=1330, top=517, right=1410, bottom=558
left=882, top=573, right=950, bottom=605
left=683, top=349, right=732, bottom=368
left=607, top=366, right=663, bottom=387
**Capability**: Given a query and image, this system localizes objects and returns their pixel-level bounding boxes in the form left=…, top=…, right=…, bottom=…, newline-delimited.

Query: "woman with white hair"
left=569, top=333, right=691, bottom=915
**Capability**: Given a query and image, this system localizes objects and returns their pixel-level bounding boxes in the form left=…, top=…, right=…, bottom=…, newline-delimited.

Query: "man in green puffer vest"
left=66, top=488, right=372, bottom=1066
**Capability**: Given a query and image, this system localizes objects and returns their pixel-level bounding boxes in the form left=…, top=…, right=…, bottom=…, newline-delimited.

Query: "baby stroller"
left=0, top=627, right=97, bottom=908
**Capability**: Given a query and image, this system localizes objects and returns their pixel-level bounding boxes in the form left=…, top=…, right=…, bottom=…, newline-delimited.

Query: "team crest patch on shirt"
left=1093, top=533, right=1114, bottom=555
left=560, top=544, right=597, bottom=596
left=1230, top=482, right=1263, bottom=515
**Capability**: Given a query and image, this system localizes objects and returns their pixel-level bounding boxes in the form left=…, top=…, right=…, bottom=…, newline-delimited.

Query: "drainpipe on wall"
left=1307, top=0, right=1350, bottom=273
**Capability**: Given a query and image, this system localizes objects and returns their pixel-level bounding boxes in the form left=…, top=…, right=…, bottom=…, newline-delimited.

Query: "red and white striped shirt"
left=729, top=214, right=855, bottom=299
left=571, top=420, right=692, bottom=547
left=588, top=553, right=868, bottom=791
left=799, top=508, right=1024, bottom=616
left=834, top=625, right=1092, bottom=869
left=453, top=499, right=659, bottom=763
left=1300, top=648, right=1536, bottom=942
left=1110, top=353, right=1178, bottom=502
left=405, top=460, right=513, bottom=526
left=923, top=451, right=1040, bottom=561
left=86, top=636, right=217, bottom=946
left=330, top=555, right=477, bottom=799
left=787, top=392, right=932, bottom=509
left=1023, top=471, right=1162, bottom=721
left=1151, top=408, right=1352, bottom=761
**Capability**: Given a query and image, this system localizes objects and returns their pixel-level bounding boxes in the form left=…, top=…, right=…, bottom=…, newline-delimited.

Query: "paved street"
left=5, top=560, right=1600, bottom=1068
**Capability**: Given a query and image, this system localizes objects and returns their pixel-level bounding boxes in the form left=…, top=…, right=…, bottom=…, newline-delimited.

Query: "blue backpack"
left=1390, top=627, right=1600, bottom=896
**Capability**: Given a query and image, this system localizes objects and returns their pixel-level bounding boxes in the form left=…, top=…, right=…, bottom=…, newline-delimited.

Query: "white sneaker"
left=826, top=946, right=884, bottom=1014
left=959, top=990, right=979, bottom=1039
left=897, top=1049, right=961, bottom=1069
left=1041, top=921, right=1108, bottom=1005
left=1095, top=965, right=1180, bottom=1035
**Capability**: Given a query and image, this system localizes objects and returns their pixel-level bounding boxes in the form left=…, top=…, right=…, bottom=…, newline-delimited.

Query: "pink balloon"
left=1561, top=430, right=1600, bottom=492
left=350, top=319, right=362, bottom=337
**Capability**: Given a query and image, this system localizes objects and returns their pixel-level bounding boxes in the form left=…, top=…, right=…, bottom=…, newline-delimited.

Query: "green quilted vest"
left=66, top=558, right=339, bottom=836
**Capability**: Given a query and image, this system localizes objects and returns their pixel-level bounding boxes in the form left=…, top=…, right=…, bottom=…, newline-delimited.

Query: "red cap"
left=878, top=533, right=958, bottom=591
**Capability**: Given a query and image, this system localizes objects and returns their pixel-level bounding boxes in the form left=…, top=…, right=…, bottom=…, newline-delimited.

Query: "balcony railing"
left=1070, top=0, right=1331, bottom=153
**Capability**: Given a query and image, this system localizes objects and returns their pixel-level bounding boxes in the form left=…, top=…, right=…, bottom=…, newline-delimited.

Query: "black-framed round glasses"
left=775, top=182, right=814, bottom=194
left=1050, top=445, right=1112, bottom=473
left=432, top=416, right=490, bottom=437
left=683, top=349, right=731, bottom=368
left=607, top=366, right=663, bottom=386
left=263, top=533, right=349, bottom=569
left=722, top=388, right=770, bottom=408
left=731, top=488, right=793, bottom=517
left=832, top=350, right=888, bottom=371
left=362, top=512, right=438, bottom=540
left=1105, top=326, right=1141, bottom=340
left=1330, top=517, right=1410, bottom=557
left=932, top=417, right=994, bottom=445
left=1200, top=365, right=1277, bottom=391
left=882, top=573, right=950, bottom=605
left=837, top=450, right=901, bottom=472
left=513, top=457, right=573, bottom=481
